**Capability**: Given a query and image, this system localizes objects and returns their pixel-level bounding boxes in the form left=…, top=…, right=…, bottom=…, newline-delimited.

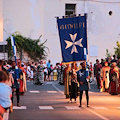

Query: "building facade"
left=1, top=0, right=120, bottom=63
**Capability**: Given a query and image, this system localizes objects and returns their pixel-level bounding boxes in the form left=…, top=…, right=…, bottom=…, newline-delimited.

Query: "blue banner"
left=11, top=36, right=19, bottom=80
left=57, top=15, right=88, bottom=63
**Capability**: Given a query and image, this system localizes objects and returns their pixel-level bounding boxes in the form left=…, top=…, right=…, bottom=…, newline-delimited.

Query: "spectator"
left=0, top=71, right=12, bottom=120
left=27, top=63, right=31, bottom=80
left=43, top=61, right=47, bottom=81
left=47, top=60, right=51, bottom=81
left=50, top=64, right=54, bottom=81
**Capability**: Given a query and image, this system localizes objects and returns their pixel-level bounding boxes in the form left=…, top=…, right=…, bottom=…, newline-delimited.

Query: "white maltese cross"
left=65, top=33, right=83, bottom=54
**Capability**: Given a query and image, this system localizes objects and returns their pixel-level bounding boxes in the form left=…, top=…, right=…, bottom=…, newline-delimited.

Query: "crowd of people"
left=0, top=55, right=120, bottom=119
left=63, top=55, right=120, bottom=107
left=93, top=55, right=120, bottom=95
left=0, top=59, right=64, bottom=120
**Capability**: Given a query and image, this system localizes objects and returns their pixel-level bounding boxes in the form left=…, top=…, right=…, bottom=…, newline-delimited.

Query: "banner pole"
left=11, top=36, right=19, bottom=81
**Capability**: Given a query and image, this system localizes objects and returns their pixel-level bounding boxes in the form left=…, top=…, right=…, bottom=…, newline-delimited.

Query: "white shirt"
left=0, top=83, right=12, bottom=108
left=43, top=64, right=47, bottom=73
left=27, top=66, right=31, bottom=74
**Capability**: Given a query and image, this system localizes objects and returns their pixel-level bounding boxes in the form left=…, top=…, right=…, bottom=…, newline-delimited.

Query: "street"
left=9, top=81, right=120, bottom=120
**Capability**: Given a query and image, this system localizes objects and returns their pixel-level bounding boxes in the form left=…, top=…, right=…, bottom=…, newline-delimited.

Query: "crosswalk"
left=29, top=90, right=94, bottom=94
left=29, top=90, right=95, bottom=94
left=29, top=90, right=59, bottom=93
left=29, top=90, right=40, bottom=93
left=92, top=107, right=109, bottom=110
left=13, top=106, right=120, bottom=110
left=13, top=106, right=27, bottom=109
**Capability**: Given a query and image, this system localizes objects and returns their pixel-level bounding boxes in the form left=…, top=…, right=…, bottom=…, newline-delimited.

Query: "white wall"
left=86, top=1, right=120, bottom=63
left=0, top=0, right=3, bottom=41
left=2, top=0, right=120, bottom=64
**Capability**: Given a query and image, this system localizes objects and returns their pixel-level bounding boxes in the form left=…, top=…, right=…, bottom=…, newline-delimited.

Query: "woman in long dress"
left=37, top=61, right=45, bottom=85
left=109, top=62, right=119, bottom=95
left=18, top=62, right=27, bottom=95
left=68, top=63, right=78, bottom=103
left=100, top=62, right=110, bottom=92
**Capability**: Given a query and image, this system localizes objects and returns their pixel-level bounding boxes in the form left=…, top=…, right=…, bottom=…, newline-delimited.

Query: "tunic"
left=37, top=64, right=45, bottom=84
left=77, top=69, right=89, bottom=91
left=100, top=66, right=110, bottom=92
left=8, top=68, right=22, bottom=89
left=109, top=67, right=119, bottom=94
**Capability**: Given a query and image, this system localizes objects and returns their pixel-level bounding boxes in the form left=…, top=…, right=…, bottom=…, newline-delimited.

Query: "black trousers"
left=12, top=88, right=20, bottom=104
left=79, top=90, right=89, bottom=106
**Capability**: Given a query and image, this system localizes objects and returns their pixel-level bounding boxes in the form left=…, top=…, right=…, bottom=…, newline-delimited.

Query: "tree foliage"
left=114, top=41, right=120, bottom=58
left=6, top=32, right=48, bottom=61
left=105, top=49, right=111, bottom=58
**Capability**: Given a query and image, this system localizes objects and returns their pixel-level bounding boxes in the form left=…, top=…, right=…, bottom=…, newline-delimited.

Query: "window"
left=65, top=4, right=76, bottom=16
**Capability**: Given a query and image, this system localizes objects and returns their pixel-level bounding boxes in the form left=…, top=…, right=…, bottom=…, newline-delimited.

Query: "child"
left=30, top=67, right=34, bottom=81
left=0, top=71, right=12, bottom=120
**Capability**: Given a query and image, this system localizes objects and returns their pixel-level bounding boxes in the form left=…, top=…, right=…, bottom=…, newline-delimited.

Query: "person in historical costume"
left=18, top=62, right=27, bottom=95
left=37, top=61, right=45, bottom=85
left=117, top=58, right=120, bottom=69
left=77, top=62, right=91, bottom=107
left=109, top=62, right=119, bottom=95
left=117, top=58, right=120, bottom=94
left=68, top=63, right=78, bottom=103
left=64, top=64, right=70, bottom=99
left=8, top=61, right=22, bottom=107
left=100, top=62, right=110, bottom=92
left=96, top=59, right=102, bottom=89
left=33, top=63, right=38, bottom=85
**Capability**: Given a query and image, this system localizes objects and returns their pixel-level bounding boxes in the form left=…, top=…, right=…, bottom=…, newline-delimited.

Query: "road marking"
left=47, top=91, right=57, bottom=93
left=89, top=91, right=94, bottom=93
left=29, top=91, right=40, bottom=93
left=92, top=107, right=108, bottom=110
left=39, top=106, right=54, bottom=110
left=27, top=80, right=30, bottom=82
left=53, top=81, right=109, bottom=120
left=3, top=109, right=9, bottom=120
left=46, top=82, right=54, bottom=84
left=65, top=106, right=81, bottom=110
left=52, top=82, right=64, bottom=95
left=13, top=106, right=27, bottom=109
left=85, top=107, right=109, bottom=120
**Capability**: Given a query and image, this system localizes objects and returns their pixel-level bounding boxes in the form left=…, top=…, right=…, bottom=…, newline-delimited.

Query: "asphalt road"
left=9, top=81, right=120, bottom=120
